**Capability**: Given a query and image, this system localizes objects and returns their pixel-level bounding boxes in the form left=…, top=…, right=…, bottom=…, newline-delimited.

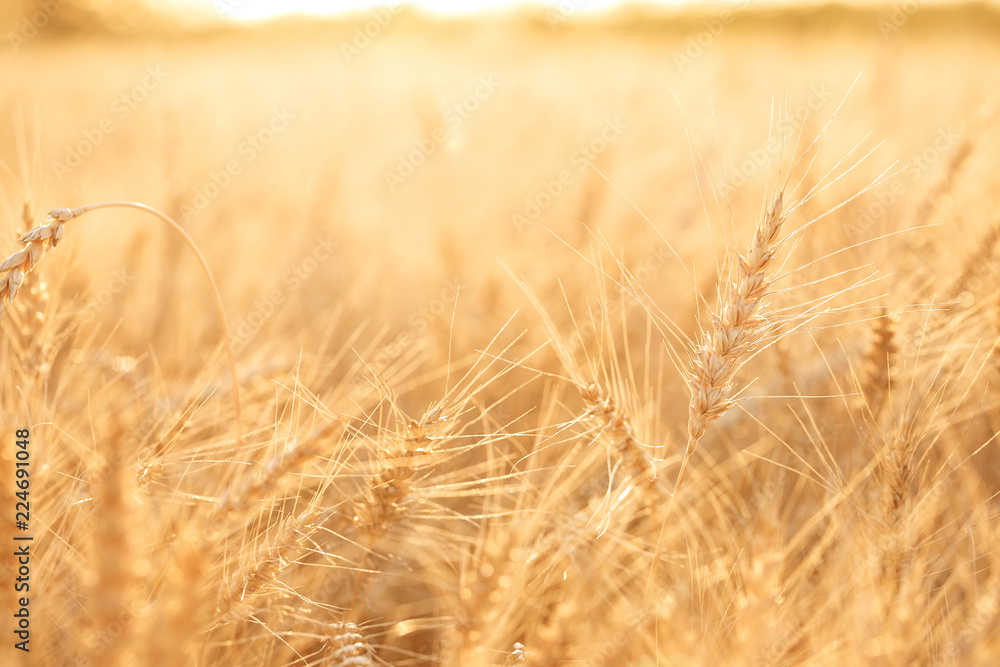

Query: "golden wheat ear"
left=679, top=190, right=785, bottom=492
left=1, top=201, right=242, bottom=442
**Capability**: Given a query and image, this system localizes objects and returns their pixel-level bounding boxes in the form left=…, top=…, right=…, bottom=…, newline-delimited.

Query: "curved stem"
left=62, top=201, right=243, bottom=443
left=642, top=436, right=697, bottom=605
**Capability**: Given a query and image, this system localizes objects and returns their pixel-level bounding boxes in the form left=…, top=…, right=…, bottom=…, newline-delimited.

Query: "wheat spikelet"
left=322, top=622, right=376, bottom=666
left=686, top=191, right=785, bottom=449
left=3, top=201, right=53, bottom=377
left=504, top=642, right=527, bottom=665
left=353, top=447, right=418, bottom=540
left=877, top=421, right=919, bottom=531
left=868, top=415, right=921, bottom=626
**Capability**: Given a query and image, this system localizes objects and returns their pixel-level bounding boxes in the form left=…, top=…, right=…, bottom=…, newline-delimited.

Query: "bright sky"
left=207, top=0, right=682, bottom=20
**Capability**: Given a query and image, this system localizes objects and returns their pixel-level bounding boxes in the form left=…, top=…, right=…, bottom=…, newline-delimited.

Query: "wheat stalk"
left=1, top=202, right=243, bottom=441
left=646, top=190, right=786, bottom=600
left=88, top=422, right=138, bottom=667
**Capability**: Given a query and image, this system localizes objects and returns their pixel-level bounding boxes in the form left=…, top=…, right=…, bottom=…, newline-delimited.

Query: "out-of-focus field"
left=1, top=2, right=999, bottom=665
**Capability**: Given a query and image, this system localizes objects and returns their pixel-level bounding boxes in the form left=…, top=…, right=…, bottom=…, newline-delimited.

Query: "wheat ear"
left=681, top=191, right=785, bottom=481
left=215, top=419, right=343, bottom=520
left=1, top=202, right=242, bottom=442
left=5, top=201, right=51, bottom=377
left=0, top=209, right=66, bottom=310
left=861, top=309, right=897, bottom=420
left=646, top=190, right=785, bottom=600
left=581, top=382, right=659, bottom=504
left=218, top=508, right=326, bottom=623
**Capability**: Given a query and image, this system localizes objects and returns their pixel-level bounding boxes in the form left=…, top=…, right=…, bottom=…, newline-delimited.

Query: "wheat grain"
left=322, top=622, right=376, bottom=666
left=353, top=412, right=447, bottom=539
left=504, top=642, right=527, bottom=665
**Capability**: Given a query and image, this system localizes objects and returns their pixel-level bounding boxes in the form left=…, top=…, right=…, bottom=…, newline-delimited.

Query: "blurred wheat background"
left=1, top=0, right=999, bottom=665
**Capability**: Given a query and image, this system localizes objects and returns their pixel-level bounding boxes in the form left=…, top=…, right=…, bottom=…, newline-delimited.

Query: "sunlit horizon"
left=188, top=0, right=963, bottom=23
left=205, top=0, right=689, bottom=21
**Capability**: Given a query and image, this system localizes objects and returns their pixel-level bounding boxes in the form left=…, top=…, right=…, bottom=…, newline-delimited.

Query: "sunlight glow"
left=208, top=0, right=665, bottom=21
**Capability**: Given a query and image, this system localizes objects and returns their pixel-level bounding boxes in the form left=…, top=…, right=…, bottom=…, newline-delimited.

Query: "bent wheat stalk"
left=1, top=201, right=242, bottom=442
left=646, top=190, right=785, bottom=600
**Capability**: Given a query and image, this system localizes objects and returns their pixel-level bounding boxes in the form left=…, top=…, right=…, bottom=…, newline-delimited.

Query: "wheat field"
left=1, top=1, right=999, bottom=665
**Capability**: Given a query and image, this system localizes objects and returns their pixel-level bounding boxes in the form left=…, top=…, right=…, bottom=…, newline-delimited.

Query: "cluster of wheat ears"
left=1, top=108, right=999, bottom=667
